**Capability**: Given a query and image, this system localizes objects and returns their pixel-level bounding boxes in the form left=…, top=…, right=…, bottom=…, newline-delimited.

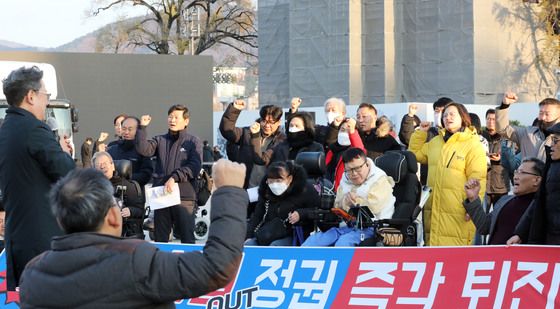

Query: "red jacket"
left=325, top=130, right=366, bottom=191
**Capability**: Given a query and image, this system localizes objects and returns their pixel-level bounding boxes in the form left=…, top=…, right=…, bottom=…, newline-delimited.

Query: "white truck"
left=0, top=61, right=79, bottom=149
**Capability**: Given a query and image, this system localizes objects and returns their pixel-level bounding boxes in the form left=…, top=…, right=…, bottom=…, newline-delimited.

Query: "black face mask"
left=287, top=131, right=313, bottom=147
left=539, top=118, right=559, bottom=132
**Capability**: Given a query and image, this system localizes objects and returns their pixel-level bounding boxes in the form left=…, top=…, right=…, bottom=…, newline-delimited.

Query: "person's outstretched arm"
left=136, top=159, right=248, bottom=302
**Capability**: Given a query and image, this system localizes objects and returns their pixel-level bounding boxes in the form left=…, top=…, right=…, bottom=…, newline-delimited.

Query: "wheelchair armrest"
left=376, top=218, right=410, bottom=227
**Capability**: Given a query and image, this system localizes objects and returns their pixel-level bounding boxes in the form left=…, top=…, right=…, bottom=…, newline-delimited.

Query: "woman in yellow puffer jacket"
left=409, top=102, right=487, bottom=246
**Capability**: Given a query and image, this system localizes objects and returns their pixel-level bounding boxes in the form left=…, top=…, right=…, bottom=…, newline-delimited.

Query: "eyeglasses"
left=514, top=169, right=540, bottom=177
left=94, top=161, right=113, bottom=169
left=344, top=160, right=367, bottom=175
left=260, top=119, right=279, bottom=126
left=35, top=90, right=51, bottom=101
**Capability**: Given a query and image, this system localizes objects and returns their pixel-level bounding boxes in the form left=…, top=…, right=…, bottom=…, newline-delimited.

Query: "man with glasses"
left=107, top=116, right=152, bottom=186
left=463, top=158, right=543, bottom=245
left=302, top=147, right=395, bottom=246
left=19, top=160, right=248, bottom=307
left=508, top=123, right=560, bottom=245
left=0, top=66, right=75, bottom=290
left=219, top=99, right=285, bottom=189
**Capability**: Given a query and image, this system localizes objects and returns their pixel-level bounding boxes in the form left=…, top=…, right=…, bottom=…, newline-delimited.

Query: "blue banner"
left=0, top=243, right=559, bottom=308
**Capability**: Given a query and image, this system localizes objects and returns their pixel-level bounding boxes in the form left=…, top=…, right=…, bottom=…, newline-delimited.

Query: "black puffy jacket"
left=136, top=127, right=201, bottom=201
left=247, top=164, right=319, bottom=240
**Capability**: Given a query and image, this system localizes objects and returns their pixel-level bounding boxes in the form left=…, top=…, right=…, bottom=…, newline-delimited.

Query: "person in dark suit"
left=136, top=105, right=202, bottom=243
left=107, top=116, right=153, bottom=186
left=0, top=66, right=75, bottom=290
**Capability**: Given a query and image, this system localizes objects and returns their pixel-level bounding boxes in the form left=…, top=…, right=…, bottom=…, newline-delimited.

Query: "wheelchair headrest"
left=295, top=152, right=325, bottom=178
left=114, top=159, right=132, bottom=180
left=374, top=150, right=417, bottom=183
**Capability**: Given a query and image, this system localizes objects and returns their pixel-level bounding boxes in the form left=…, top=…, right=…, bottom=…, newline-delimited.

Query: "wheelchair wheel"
left=194, top=220, right=208, bottom=239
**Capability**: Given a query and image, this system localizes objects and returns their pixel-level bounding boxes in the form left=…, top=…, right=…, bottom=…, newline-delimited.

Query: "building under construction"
left=258, top=0, right=555, bottom=107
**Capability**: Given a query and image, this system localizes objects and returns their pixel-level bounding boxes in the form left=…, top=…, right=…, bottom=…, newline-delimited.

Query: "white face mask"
left=288, top=126, right=304, bottom=133
left=434, top=112, right=442, bottom=127
left=326, top=112, right=341, bottom=125
left=268, top=182, right=289, bottom=196
left=337, top=132, right=351, bottom=146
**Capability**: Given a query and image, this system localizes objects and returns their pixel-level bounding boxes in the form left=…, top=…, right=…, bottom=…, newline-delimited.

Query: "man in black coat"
left=0, top=66, right=75, bottom=290
left=107, top=116, right=153, bottom=186
left=219, top=99, right=285, bottom=188
left=20, top=160, right=248, bottom=308
left=356, top=103, right=401, bottom=160
left=136, top=105, right=202, bottom=243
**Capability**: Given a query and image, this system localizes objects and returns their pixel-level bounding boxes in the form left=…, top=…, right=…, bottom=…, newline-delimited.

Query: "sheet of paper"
left=146, top=184, right=181, bottom=210
left=247, top=186, right=259, bottom=203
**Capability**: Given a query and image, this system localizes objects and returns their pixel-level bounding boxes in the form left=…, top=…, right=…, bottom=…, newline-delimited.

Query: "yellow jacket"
left=409, top=127, right=487, bottom=246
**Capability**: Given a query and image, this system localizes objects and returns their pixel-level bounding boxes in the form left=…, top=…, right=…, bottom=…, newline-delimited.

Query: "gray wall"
left=258, top=0, right=291, bottom=107
left=258, top=0, right=554, bottom=107
left=0, top=51, right=213, bottom=154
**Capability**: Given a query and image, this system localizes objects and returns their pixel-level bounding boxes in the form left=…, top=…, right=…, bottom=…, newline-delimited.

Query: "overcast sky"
left=0, top=0, right=145, bottom=48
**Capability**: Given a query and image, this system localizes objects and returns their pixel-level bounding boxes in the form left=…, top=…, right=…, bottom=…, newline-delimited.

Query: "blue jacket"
left=135, top=126, right=202, bottom=201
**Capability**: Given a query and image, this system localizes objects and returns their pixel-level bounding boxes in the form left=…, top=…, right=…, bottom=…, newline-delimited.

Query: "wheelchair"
left=295, top=152, right=340, bottom=234
left=114, top=159, right=149, bottom=239
left=295, top=150, right=423, bottom=247
left=358, top=150, right=422, bottom=247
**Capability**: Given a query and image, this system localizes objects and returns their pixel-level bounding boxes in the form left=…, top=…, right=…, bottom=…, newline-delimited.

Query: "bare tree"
left=95, top=19, right=132, bottom=53
left=535, top=0, right=560, bottom=66
left=91, top=0, right=257, bottom=57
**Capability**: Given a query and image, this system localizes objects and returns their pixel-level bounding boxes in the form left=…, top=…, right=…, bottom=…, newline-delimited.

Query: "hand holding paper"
left=146, top=183, right=181, bottom=210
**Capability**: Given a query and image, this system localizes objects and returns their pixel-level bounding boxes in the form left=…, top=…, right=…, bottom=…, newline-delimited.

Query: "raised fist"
left=98, top=132, right=109, bottom=142
left=233, top=99, right=246, bottom=110
left=212, top=159, right=246, bottom=189
left=502, top=92, right=518, bottom=106
left=345, top=118, right=356, bottom=133
left=419, top=121, right=431, bottom=132
left=140, top=115, right=152, bottom=126
left=290, top=97, right=302, bottom=111
left=250, top=122, right=261, bottom=134
left=333, top=115, right=345, bottom=127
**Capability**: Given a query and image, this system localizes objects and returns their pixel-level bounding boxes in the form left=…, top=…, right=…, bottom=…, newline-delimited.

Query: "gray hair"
left=91, top=151, right=113, bottom=167
left=2, top=66, right=43, bottom=107
left=50, top=168, right=115, bottom=233
left=323, top=97, right=347, bottom=114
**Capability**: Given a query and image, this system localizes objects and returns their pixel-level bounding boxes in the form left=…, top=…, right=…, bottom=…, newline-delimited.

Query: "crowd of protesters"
left=220, top=94, right=560, bottom=248
left=1, top=65, right=560, bottom=298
